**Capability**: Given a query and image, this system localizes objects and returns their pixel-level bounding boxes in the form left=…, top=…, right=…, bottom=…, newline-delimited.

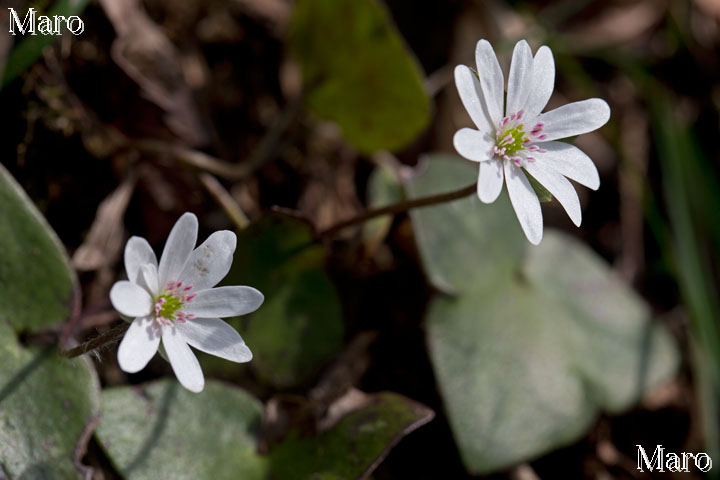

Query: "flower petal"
left=453, top=128, right=494, bottom=162
left=506, top=40, right=533, bottom=116
left=504, top=162, right=543, bottom=245
left=176, top=318, right=252, bottom=363
left=524, top=162, right=582, bottom=226
left=179, top=230, right=237, bottom=292
left=535, top=99, right=611, bottom=142
left=477, top=159, right=504, bottom=203
left=124, top=236, right=157, bottom=284
left=524, top=46, right=555, bottom=119
left=117, top=316, right=161, bottom=373
left=453, top=65, right=494, bottom=133
left=163, top=327, right=204, bottom=393
left=110, top=281, right=153, bottom=317
left=475, top=39, right=505, bottom=126
left=183, top=286, right=264, bottom=318
left=139, top=264, right=160, bottom=298
left=158, top=212, right=198, bottom=288
left=535, top=141, right=600, bottom=190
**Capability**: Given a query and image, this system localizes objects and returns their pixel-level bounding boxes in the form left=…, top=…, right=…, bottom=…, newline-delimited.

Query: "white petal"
left=524, top=163, right=582, bottom=226
left=477, top=159, right=504, bottom=203
left=179, top=231, right=237, bottom=292
left=535, top=99, right=610, bottom=142
left=183, top=286, right=264, bottom=318
left=453, top=128, right=494, bottom=162
left=504, top=162, right=543, bottom=245
left=454, top=65, right=494, bottom=133
left=158, top=213, right=198, bottom=288
left=117, top=316, right=161, bottom=373
left=139, top=264, right=160, bottom=297
left=475, top=39, right=505, bottom=126
left=124, top=237, right=157, bottom=284
left=110, top=281, right=153, bottom=317
left=176, top=318, right=252, bottom=363
left=535, top=141, right=600, bottom=190
left=506, top=40, right=533, bottom=116
left=163, top=328, right=204, bottom=393
left=523, top=46, right=555, bottom=119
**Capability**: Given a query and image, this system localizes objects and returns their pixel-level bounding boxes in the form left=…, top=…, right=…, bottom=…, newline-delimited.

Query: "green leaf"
left=288, top=0, right=430, bottom=153
left=0, top=321, right=100, bottom=479
left=405, top=154, right=525, bottom=294
left=269, top=392, right=434, bottom=479
left=96, top=380, right=267, bottom=480
left=221, top=214, right=344, bottom=388
left=3, top=0, right=92, bottom=88
left=408, top=155, right=679, bottom=474
left=0, top=163, right=76, bottom=333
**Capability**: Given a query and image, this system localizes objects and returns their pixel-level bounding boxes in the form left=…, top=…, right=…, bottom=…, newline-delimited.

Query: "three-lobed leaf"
left=0, top=166, right=101, bottom=479
left=408, top=155, right=679, bottom=474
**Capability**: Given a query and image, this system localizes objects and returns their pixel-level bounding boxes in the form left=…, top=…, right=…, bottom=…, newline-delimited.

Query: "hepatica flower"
left=109, top=213, right=263, bottom=392
left=453, top=39, right=610, bottom=244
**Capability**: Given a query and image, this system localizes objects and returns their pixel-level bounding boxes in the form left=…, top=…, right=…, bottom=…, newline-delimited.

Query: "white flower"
left=109, top=212, right=263, bottom=393
left=453, top=39, right=610, bottom=244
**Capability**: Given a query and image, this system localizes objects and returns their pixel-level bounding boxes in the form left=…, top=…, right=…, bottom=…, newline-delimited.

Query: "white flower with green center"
left=453, top=39, right=611, bottom=244
left=109, top=212, right=264, bottom=393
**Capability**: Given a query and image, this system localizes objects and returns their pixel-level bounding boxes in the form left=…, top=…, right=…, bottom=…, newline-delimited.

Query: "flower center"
left=492, top=110, right=547, bottom=167
left=153, top=281, right=196, bottom=326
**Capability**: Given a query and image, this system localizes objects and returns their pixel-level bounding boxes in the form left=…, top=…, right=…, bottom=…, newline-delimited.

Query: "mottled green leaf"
left=269, top=392, right=434, bottom=479
left=0, top=163, right=76, bottom=333
left=0, top=321, right=100, bottom=479
left=406, top=155, right=525, bottom=294
left=96, top=380, right=266, bottom=480
left=408, top=155, right=679, bottom=474
left=288, top=0, right=430, bottom=153
left=3, top=0, right=92, bottom=88
left=222, top=214, right=344, bottom=388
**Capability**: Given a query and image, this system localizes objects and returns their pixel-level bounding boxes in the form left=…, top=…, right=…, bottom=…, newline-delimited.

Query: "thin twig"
left=317, top=182, right=477, bottom=239
left=198, top=172, right=250, bottom=229
left=130, top=139, right=252, bottom=179
left=61, top=322, right=130, bottom=359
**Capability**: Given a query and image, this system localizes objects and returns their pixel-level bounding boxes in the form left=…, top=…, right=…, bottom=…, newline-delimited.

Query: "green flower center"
left=153, top=281, right=196, bottom=326
left=492, top=110, right=547, bottom=168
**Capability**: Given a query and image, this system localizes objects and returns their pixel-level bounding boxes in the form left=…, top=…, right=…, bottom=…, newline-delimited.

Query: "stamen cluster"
left=153, top=281, right=197, bottom=326
left=492, top=110, right=547, bottom=168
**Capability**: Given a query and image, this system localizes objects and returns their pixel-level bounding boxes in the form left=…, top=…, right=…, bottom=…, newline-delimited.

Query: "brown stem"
left=317, top=182, right=477, bottom=239
left=61, top=322, right=130, bottom=359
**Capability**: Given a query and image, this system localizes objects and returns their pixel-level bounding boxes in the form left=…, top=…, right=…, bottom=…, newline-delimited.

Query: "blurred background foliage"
left=1, top=0, right=720, bottom=478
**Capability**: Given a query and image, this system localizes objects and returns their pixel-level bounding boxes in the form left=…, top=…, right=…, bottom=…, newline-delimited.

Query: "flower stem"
left=317, top=181, right=477, bottom=239
left=61, top=322, right=130, bottom=359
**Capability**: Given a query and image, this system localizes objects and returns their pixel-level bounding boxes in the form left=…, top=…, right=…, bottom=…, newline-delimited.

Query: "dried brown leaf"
left=72, top=175, right=136, bottom=271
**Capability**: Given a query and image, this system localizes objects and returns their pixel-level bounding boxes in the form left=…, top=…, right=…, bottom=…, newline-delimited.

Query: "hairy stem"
left=61, top=322, right=130, bottom=359
left=317, top=182, right=477, bottom=239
